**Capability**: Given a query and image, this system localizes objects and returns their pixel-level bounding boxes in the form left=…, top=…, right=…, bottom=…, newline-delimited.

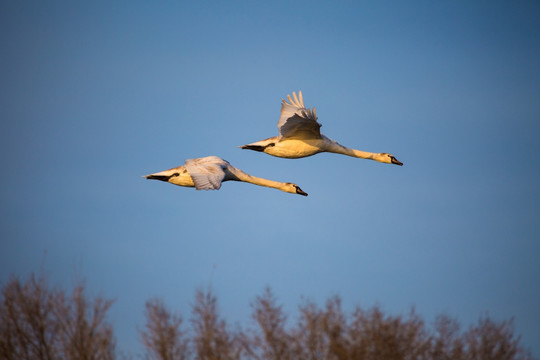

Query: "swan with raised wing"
left=144, top=156, right=308, bottom=196
left=240, top=91, right=403, bottom=166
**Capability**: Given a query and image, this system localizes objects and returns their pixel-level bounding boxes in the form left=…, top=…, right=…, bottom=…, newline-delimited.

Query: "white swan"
left=144, top=156, right=308, bottom=196
left=240, top=91, right=403, bottom=166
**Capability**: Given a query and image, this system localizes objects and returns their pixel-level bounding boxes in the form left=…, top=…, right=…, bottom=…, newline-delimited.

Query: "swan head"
left=284, top=183, right=308, bottom=196
left=378, top=153, right=403, bottom=166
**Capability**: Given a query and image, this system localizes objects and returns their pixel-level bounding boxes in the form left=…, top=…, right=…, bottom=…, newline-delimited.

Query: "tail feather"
left=143, top=173, right=179, bottom=181
left=240, top=144, right=269, bottom=152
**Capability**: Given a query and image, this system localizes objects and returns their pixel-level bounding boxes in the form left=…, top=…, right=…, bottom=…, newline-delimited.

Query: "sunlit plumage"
left=144, top=156, right=307, bottom=196
left=240, top=91, right=403, bottom=166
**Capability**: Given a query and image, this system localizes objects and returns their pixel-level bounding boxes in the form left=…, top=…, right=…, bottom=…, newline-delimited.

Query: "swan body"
left=241, top=91, right=403, bottom=166
left=144, top=156, right=307, bottom=196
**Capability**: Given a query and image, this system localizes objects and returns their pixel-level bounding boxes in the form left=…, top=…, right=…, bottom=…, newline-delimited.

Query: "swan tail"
left=143, top=173, right=179, bottom=182
left=239, top=144, right=267, bottom=152
left=143, top=167, right=183, bottom=182
left=239, top=138, right=277, bottom=152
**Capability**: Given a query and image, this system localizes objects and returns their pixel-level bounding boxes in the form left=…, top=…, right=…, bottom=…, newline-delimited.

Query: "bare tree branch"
left=0, top=273, right=116, bottom=360
left=191, top=289, right=241, bottom=360
left=140, top=298, right=189, bottom=360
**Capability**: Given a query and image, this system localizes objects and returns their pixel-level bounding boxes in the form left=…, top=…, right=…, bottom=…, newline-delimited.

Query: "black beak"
left=391, top=157, right=403, bottom=166
left=296, top=188, right=308, bottom=196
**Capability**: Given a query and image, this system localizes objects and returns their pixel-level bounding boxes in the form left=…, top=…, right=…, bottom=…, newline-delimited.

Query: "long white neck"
left=227, top=167, right=290, bottom=193
left=323, top=139, right=380, bottom=161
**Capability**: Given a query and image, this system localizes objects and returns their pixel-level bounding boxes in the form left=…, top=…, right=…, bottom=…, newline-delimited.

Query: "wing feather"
left=184, top=156, right=227, bottom=190
left=292, top=92, right=300, bottom=106
left=287, top=94, right=294, bottom=106
left=277, top=91, right=321, bottom=139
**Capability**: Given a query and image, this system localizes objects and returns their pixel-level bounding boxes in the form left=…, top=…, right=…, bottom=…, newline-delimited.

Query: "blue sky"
left=1, top=0, right=539, bottom=356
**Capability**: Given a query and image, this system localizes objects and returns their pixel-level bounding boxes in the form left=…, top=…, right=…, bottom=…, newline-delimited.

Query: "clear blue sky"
left=1, top=1, right=539, bottom=356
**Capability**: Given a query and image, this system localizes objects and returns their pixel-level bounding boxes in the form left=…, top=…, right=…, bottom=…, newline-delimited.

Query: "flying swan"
left=240, top=91, right=403, bottom=166
left=144, top=156, right=308, bottom=196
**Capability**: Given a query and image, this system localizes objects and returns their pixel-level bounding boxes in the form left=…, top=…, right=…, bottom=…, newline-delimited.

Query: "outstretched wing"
left=184, top=156, right=228, bottom=190
left=277, top=91, right=321, bottom=140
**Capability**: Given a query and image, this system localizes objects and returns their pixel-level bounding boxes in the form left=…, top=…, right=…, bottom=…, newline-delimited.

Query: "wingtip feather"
left=292, top=92, right=299, bottom=107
